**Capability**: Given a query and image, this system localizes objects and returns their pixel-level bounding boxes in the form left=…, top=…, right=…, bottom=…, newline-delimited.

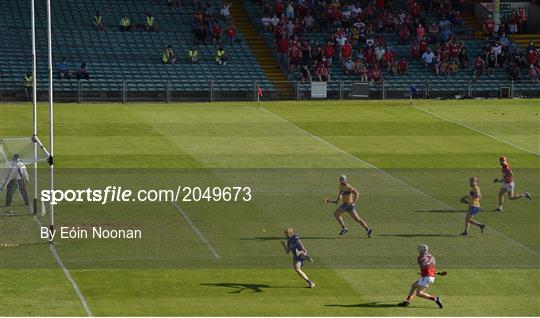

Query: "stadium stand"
left=0, top=0, right=274, bottom=98
left=243, top=0, right=539, bottom=97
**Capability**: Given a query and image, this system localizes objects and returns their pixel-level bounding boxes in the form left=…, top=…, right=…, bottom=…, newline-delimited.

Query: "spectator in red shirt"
left=416, top=23, right=426, bottom=40
left=370, top=64, right=382, bottom=82
left=398, top=57, right=409, bottom=75
left=323, top=41, right=335, bottom=66
left=341, top=41, right=352, bottom=61
left=288, top=45, right=301, bottom=72
left=383, top=48, right=394, bottom=71
left=483, top=14, right=495, bottom=36
left=276, top=37, right=289, bottom=66
left=316, top=63, right=330, bottom=81
left=211, top=22, right=221, bottom=45
left=473, top=55, right=485, bottom=81
left=399, top=26, right=410, bottom=44
left=226, top=23, right=237, bottom=45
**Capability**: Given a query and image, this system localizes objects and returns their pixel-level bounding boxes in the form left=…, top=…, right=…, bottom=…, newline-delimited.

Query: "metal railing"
left=0, top=79, right=538, bottom=102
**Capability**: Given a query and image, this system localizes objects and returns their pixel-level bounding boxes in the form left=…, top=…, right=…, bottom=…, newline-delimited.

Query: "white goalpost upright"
left=45, top=0, right=55, bottom=232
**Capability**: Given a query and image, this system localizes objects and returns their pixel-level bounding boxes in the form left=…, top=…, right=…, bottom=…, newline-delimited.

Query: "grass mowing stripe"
left=33, top=216, right=93, bottom=317
left=414, top=106, right=540, bottom=156
left=261, top=106, right=540, bottom=257
left=171, top=202, right=221, bottom=259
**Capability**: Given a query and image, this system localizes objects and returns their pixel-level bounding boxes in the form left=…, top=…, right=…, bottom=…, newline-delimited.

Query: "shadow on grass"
left=412, top=209, right=466, bottom=213
left=240, top=236, right=357, bottom=241
left=200, top=282, right=271, bottom=293
left=379, top=233, right=458, bottom=238
left=325, top=302, right=398, bottom=308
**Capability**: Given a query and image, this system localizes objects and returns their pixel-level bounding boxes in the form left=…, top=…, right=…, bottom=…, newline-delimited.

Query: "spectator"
left=226, top=23, right=238, bottom=45
left=526, top=41, right=536, bottom=53
left=188, top=46, right=199, bottom=63
left=261, top=15, right=272, bottom=32
left=288, top=44, right=301, bottom=72
left=57, top=58, right=71, bottom=79
left=299, top=65, right=312, bottom=82
left=211, top=21, right=221, bottom=45
left=343, top=58, right=354, bottom=75
left=23, top=73, right=32, bottom=101
left=162, top=45, right=176, bottom=64
left=76, top=62, right=89, bottom=80
left=473, top=55, right=485, bottom=81
left=341, top=41, right=352, bottom=61
left=506, top=62, right=520, bottom=81
left=482, top=14, right=495, bottom=37
left=374, top=45, right=385, bottom=66
left=93, top=12, right=105, bottom=31
left=119, top=16, right=131, bottom=31
left=315, top=62, right=330, bottom=81
left=285, top=1, right=294, bottom=19
left=300, top=41, right=312, bottom=66
left=220, top=3, right=232, bottom=22
left=370, top=64, right=382, bottom=82
left=276, top=36, right=289, bottom=67
left=528, top=64, right=539, bottom=84
left=322, top=41, right=334, bottom=66
left=486, top=47, right=498, bottom=76
left=383, top=47, right=394, bottom=71
left=215, top=46, right=227, bottom=65
left=398, top=57, right=409, bottom=75
left=449, top=60, right=459, bottom=76
left=146, top=14, right=156, bottom=32
left=459, top=47, right=469, bottom=68
left=421, top=48, right=435, bottom=69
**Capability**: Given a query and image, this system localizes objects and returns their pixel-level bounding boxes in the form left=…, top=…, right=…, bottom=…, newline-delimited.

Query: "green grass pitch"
left=0, top=99, right=538, bottom=316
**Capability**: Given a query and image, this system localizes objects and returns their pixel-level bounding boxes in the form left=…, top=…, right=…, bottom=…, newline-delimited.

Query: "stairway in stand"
left=228, top=0, right=293, bottom=97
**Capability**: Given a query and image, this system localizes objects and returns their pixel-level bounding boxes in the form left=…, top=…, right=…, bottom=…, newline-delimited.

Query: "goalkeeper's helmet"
left=418, top=244, right=429, bottom=254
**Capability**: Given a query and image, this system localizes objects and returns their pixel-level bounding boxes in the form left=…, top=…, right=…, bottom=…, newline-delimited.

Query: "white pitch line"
left=260, top=107, right=540, bottom=257
left=171, top=201, right=221, bottom=259
left=33, top=216, right=93, bottom=317
left=414, top=106, right=540, bottom=156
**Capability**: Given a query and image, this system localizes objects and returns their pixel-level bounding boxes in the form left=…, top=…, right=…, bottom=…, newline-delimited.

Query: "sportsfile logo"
left=41, top=185, right=252, bottom=205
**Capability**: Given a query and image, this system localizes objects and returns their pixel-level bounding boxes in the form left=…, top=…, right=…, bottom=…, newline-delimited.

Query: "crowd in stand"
left=476, top=14, right=539, bottom=82
left=261, top=0, right=538, bottom=84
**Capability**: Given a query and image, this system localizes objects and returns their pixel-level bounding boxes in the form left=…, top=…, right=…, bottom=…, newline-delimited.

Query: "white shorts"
left=417, top=276, right=435, bottom=288
left=503, top=182, right=515, bottom=192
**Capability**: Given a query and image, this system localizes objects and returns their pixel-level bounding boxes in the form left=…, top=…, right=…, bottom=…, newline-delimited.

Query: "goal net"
left=0, top=137, right=49, bottom=216
left=0, top=137, right=50, bottom=246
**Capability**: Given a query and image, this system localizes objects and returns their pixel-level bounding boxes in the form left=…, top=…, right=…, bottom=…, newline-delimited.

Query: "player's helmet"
left=418, top=244, right=429, bottom=254
left=339, top=175, right=347, bottom=183
left=469, top=176, right=478, bottom=184
left=499, top=156, right=507, bottom=163
left=284, top=228, right=294, bottom=237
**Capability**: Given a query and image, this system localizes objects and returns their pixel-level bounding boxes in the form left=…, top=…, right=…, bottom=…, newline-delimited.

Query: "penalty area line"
left=414, top=106, right=540, bottom=157
left=33, top=216, right=93, bottom=317
left=170, top=201, right=221, bottom=259
left=260, top=107, right=540, bottom=257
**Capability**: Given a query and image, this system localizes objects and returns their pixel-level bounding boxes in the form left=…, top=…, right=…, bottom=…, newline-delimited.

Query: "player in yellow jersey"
left=460, top=177, right=486, bottom=236
left=326, top=175, right=373, bottom=237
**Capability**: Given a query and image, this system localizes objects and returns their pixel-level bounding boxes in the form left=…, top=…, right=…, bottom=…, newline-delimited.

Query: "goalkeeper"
left=1, top=154, right=30, bottom=210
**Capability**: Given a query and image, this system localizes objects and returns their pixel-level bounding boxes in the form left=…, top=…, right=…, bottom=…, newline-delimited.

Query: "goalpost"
left=0, top=0, right=54, bottom=243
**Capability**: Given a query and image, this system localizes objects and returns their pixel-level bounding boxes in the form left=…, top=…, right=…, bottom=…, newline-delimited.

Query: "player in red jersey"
left=494, top=156, right=532, bottom=211
left=398, top=244, right=443, bottom=309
